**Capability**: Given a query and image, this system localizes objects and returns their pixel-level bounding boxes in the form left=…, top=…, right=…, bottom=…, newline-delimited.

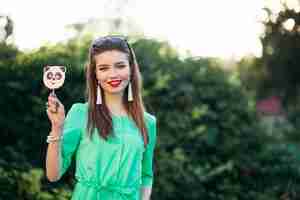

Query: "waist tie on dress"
left=78, top=180, right=137, bottom=196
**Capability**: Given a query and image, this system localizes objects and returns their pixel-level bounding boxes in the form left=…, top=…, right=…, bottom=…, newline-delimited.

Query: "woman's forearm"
left=140, top=187, right=152, bottom=200
left=45, top=128, right=62, bottom=182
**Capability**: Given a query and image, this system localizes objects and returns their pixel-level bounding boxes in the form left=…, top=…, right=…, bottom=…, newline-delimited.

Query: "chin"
left=105, top=88, right=125, bottom=95
left=102, top=84, right=128, bottom=95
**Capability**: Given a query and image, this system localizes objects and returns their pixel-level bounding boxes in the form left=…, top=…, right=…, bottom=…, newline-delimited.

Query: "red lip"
left=108, top=80, right=122, bottom=87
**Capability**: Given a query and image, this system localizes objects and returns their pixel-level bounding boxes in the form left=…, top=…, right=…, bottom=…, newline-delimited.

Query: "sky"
left=0, top=0, right=299, bottom=59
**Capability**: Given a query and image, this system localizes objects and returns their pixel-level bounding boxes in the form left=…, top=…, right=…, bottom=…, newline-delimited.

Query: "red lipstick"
left=108, top=80, right=122, bottom=87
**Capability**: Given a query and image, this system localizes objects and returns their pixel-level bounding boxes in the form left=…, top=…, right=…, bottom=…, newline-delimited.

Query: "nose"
left=108, top=67, right=118, bottom=79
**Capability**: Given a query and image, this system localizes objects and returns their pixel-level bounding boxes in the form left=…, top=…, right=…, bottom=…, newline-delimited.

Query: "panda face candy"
left=43, top=66, right=66, bottom=89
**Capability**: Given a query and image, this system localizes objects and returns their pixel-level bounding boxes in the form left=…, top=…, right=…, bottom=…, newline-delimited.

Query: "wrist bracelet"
left=47, top=134, right=63, bottom=143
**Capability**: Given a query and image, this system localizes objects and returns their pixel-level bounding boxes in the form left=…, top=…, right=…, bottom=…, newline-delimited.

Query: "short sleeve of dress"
left=58, top=103, right=84, bottom=179
left=141, top=113, right=157, bottom=187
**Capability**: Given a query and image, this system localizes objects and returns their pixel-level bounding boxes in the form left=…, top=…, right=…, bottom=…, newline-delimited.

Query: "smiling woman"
left=45, top=36, right=157, bottom=200
left=94, top=50, right=131, bottom=96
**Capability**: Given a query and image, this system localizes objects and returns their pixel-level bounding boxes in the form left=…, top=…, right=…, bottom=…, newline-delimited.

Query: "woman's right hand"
left=46, top=93, right=65, bottom=132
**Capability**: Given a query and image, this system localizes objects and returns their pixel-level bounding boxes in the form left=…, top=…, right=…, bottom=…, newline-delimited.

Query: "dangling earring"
left=128, top=81, right=133, bottom=102
left=96, top=84, right=102, bottom=105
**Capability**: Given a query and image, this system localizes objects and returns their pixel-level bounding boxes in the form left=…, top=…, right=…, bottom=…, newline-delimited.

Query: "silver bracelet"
left=47, top=134, right=63, bottom=143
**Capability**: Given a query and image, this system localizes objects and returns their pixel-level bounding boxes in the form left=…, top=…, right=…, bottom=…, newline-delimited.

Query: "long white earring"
left=96, top=84, right=102, bottom=105
left=128, top=81, right=133, bottom=102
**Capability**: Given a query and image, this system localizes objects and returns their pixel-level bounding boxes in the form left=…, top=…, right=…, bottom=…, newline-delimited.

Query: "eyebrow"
left=96, top=61, right=127, bottom=67
left=115, top=61, right=127, bottom=65
left=96, top=64, right=110, bottom=67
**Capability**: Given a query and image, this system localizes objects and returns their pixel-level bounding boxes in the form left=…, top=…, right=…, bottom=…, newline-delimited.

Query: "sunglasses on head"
left=91, top=35, right=135, bottom=63
left=91, top=35, right=130, bottom=49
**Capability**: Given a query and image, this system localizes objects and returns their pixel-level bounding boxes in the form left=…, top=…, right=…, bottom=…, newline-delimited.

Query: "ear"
left=60, top=66, right=66, bottom=73
left=43, top=66, right=50, bottom=73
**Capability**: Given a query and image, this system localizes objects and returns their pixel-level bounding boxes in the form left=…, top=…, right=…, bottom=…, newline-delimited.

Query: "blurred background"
left=1, top=0, right=300, bottom=199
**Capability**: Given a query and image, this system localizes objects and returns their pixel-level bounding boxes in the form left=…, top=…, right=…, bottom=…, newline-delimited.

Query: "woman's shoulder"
left=65, top=102, right=88, bottom=128
left=144, top=112, right=157, bottom=142
left=144, top=111, right=156, bottom=125
left=67, top=102, right=88, bottom=116
left=70, top=102, right=88, bottom=110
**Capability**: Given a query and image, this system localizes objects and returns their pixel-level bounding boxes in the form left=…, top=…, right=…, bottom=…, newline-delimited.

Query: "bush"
left=1, top=38, right=300, bottom=199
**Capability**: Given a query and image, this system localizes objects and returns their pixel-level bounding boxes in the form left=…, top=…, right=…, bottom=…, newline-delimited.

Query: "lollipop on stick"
left=43, top=66, right=66, bottom=113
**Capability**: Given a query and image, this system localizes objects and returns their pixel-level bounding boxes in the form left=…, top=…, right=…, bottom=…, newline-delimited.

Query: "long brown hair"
left=84, top=36, right=148, bottom=146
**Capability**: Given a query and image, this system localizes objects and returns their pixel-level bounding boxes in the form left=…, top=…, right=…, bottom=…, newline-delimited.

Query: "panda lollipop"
left=43, top=65, right=66, bottom=113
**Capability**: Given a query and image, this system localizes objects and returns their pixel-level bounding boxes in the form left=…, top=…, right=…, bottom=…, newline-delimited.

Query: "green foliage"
left=134, top=40, right=300, bottom=199
left=0, top=166, right=72, bottom=200
left=238, top=3, right=300, bottom=108
left=260, top=5, right=300, bottom=105
left=1, top=36, right=300, bottom=199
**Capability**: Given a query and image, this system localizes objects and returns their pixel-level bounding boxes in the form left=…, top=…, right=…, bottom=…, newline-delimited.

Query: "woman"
left=45, top=36, right=157, bottom=200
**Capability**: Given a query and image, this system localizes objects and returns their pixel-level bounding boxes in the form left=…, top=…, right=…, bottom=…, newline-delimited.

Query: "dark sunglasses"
left=91, top=36, right=135, bottom=62
left=91, top=36, right=130, bottom=49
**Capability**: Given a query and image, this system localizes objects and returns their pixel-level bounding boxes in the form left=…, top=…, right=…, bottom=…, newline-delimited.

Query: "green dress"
left=57, top=102, right=157, bottom=200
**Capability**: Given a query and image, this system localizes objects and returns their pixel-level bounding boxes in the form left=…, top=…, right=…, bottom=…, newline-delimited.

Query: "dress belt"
left=78, top=180, right=137, bottom=196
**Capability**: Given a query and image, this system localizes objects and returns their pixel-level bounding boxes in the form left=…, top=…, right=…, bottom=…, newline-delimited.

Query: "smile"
left=108, top=80, right=122, bottom=87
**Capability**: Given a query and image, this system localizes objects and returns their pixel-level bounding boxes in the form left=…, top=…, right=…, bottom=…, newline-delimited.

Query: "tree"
left=0, top=15, right=13, bottom=43
left=1, top=36, right=300, bottom=199
left=259, top=3, right=300, bottom=107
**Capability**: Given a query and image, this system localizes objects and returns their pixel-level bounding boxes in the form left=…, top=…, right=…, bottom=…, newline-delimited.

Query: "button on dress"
left=57, top=103, right=157, bottom=200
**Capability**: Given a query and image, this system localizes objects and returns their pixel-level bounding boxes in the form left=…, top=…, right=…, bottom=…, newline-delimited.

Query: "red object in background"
left=256, top=96, right=283, bottom=115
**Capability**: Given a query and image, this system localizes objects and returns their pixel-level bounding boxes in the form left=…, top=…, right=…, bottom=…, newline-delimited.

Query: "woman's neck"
left=104, top=93, right=127, bottom=116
